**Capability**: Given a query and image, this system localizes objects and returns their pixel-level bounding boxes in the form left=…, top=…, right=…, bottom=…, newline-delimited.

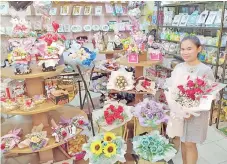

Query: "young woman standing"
left=166, top=35, right=215, bottom=164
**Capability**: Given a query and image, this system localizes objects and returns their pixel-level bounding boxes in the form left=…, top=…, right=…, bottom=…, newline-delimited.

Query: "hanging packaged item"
left=172, top=15, right=182, bottom=26
left=187, top=11, right=199, bottom=26
left=50, top=90, right=69, bottom=105
left=163, top=10, right=174, bottom=26
left=205, top=11, right=217, bottom=27
left=179, top=14, right=189, bottom=26
left=196, top=10, right=209, bottom=26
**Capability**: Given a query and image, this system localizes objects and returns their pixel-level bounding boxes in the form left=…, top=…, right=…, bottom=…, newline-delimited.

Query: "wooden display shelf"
left=116, top=57, right=160, bottom=67
left=0, top=97, right=74, bottom=115
left=99, top=50, right=125, bottom=54
left=1, top=65, right=64, bottom=79
left=8, top=129, right=82, bottom=154
left=93, top=68, right=111, bottom=74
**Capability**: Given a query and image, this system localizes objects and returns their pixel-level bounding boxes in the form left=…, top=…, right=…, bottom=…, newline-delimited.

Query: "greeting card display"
left=105, top=3, right=113, bottom=14
left=95, top=6, right=102, bottom=15
left=60, top=5, right=69, bottom=15
left=72, top=6, right=82, bottom=15
left=64, top=24, right=71, bottom=33
left=84, top=6, right=92, bottom=15
left=0, top=2, right=9, bottom=15
left=49, top=8, right=57, bottom=16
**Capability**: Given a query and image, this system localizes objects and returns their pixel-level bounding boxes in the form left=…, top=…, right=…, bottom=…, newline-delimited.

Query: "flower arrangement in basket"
left=133, top=98, right=169, bottom=128
left=18, top=124, right=49, bottom=152
left=165, top=75, right=226, bottom=138
left=107, top=70, right=134, bottom=91
left=93, top=101, right=133, bottom=131
left=133, top=131, right=177, bottom=163
left=82, top=132, right=127, bottom=164
left=1, top=128, right=22, bottom=153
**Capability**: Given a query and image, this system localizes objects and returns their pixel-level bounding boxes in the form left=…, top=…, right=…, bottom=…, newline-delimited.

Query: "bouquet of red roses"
left=93, top=101, right=133, bottom=131
left=175, top=75, right=218, bottom=108
left=104, top=104, right=124, bottom=125
left=165, top=75, right=226, bottom=138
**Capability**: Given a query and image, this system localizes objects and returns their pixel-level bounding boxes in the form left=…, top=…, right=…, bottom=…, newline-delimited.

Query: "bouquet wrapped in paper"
left=93, top=101, right=133, bottom=131
left=165, top=75, right=226, bottom=138
left=133, top=131, right=177, bottom=163
left=135, top=76, right=156, bottom=94
left=1, top=128, right=22, bottom=153
left=82, top=132, right=127, bottom=164
left=18, top=124, right=49, bottom=151
left=107, top=70, right=134, bottom=91
left=133, top=98, right=169, bottom=128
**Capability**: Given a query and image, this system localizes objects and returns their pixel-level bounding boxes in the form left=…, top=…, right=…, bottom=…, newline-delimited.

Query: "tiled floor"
left=172, top=126, right=227, bottom=164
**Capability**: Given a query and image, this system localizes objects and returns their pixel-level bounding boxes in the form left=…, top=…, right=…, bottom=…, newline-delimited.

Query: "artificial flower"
left=90, top=141, right=103, bottom=155
left=30, top=136, right=41, bottom=143
left=82, top=133, right=126, bottom=164
left=104, top=132, right=116, bottom=142
left=103, top=143, right=117, bottom=157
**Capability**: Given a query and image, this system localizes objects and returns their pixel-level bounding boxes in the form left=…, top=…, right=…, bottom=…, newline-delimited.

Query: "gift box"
left=50, top=90, right=69, bottom=105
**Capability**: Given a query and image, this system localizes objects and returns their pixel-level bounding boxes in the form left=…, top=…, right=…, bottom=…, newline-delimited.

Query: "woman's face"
left=180, top=40, right=201, bottom=62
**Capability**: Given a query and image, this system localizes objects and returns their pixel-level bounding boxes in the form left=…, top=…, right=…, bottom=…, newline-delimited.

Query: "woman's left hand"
left=185, top=114, right=194, bottom=120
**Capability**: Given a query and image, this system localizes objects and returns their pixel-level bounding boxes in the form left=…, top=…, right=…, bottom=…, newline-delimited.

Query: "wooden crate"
left=138, top=159, right=166, bottom=164
left=134, top=117, right=162, bottom=136
left=98, top=123, right=127, bottom=139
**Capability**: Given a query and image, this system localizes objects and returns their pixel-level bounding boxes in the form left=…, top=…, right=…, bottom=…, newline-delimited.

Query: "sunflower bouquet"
left=133, top=131, right=177, bottom=163
left=82, top=132, right=127, bottom=164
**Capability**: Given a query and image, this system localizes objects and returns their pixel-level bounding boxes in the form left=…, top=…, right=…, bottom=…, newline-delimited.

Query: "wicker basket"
left=134, top=117, right=162, bottom=136
left=138, top=159, right=166, bottom=164
left=98, top=123, right=127, bottom=139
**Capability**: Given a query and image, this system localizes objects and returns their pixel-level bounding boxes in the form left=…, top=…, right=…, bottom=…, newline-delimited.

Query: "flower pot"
left=134, top=117, right=161, bottom=136
left=138, top=51, right=147, bottom=62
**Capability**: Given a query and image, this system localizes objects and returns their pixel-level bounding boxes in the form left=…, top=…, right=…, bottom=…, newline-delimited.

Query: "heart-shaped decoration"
left=52, top=21, right=59, bottom=32
left=9, top=1, right=32, bottom=11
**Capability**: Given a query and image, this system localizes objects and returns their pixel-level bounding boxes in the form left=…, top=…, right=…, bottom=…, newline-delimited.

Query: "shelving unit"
left=1, top=65, right=87, bottom=163
left=154, top=1, right=227, bottom=126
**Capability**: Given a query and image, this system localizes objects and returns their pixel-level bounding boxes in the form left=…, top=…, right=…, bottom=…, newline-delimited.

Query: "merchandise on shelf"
left=135, top=77, right=156, bottom=94
left=18, top=124, right=49, bottom=152
left=67, top=135, right=87, bottom=158
left=1, top=98, right=18, bottom=112
left=107, top=70, right=135, bottom=91
left=82, top=132, right=127, bottom=164
left=50, top=89, right=69, bottom=105
left=132, top=131, right=177, bottom=162
left=32, top=94, right=46, bottom=105
left=90, top=74, right=108, bottom=94
left=1, top=128, right=22, bottom=153
left=19, top=98, right=36, bottom=111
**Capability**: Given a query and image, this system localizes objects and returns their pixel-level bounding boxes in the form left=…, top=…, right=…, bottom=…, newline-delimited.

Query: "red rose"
left=109, top=105, right=115, bottom=112
left=105, top=116, right=114, bottom=125
left=117, top=106, right=124, bottom=113
left=187, top=80, right=195, bottom=88
left=185, top=89, right=196, bottom=100
left=60, top=34, right=66, bottom=40
left=194, top=88, right=204, bottom=94
left=62, top=131, right=67, bottom=137
left=196, top=78, right=205, bottom=87
left=104, top=110, right=109, bottom=117
left=177, top=85, right=185, bottom=94
left=52, top=34, right=58, bottom=41
left=1, top=143, right=5, bottom=150
left=78, top=120, right=84, bottom=125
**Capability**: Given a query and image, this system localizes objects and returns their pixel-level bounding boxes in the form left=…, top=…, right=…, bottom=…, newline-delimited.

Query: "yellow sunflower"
left=103, top=143, right=117, bottom=158
left=103, top=132, right=116, bottom=142
left=90, top=141, right=102, bottom=155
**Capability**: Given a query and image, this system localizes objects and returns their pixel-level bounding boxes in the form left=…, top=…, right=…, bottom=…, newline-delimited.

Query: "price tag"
left=199, top=95, right=213, bottom=110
